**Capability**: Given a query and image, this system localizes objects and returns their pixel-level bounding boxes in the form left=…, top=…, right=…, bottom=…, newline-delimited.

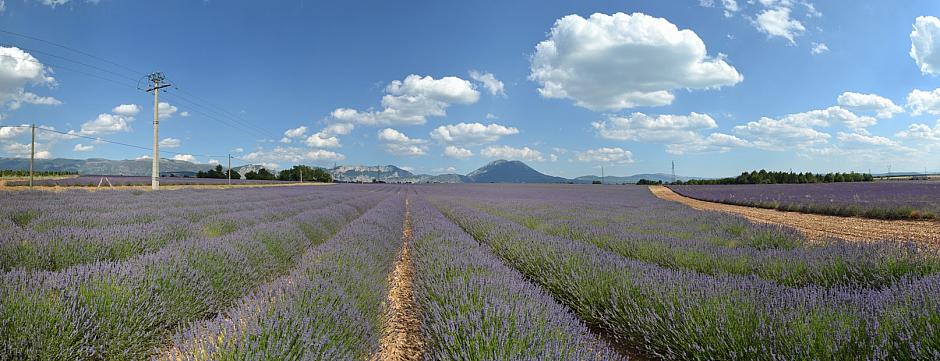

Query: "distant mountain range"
left=0, top=157, right=702, bottom=184
left=0, top=157, right=215, bottom=176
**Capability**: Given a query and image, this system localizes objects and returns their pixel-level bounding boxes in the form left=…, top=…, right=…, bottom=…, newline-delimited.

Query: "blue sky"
left=1, top=0, right=940, bottom=178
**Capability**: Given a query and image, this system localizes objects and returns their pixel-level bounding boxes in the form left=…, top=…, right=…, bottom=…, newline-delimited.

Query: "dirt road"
left=649, top=185, right=940, bottom=246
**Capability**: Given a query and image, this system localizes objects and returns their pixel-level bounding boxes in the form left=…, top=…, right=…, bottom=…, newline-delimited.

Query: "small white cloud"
left=430, top=122, right=519, bottom=144
left=73, top=143, right=93, bottom=152
left=283, top=126, right=308, bottom=139
left=208, top=159, right=220, bottom=165
left=485, top=113, right=498, bottom=119
left=179, top=111, right=190, bottom=117
left=469, top=70, right=506, bottom=97
left=811, top=42, right=829, bottom=54
left=443, top=145, right=473, bottom=159
left=322, top=123, right=354, bottom=136
left=111, top=104, right=140, bottom=116
left=907, top=88, right=940, bottom=115
left=172, top=154, right=197, bottom=163
left=575, top=147, right=634, bottom=164
left=331, top=74, right=480, bottom=125
left=754, top=7, right=805, bottom=44
left=837, top=92, right=903, bottom=118
left=530, top=12, right=742, bottom=111
left=304, top=133, right=341, bottom=148
left=897, top=120, right=940, bottom=141
left=158, top=102, right=178, bottom=118
left=377, top=128, right=428, bottom=156
left=135, top=155, right=151, bottom=160
left=911, top=16, right=940, bottom=75
left=159, top=137, right=182, bottom=148
left=79, top=113, right=132, bottom=135
left=480, top=145, right=544, bottom=162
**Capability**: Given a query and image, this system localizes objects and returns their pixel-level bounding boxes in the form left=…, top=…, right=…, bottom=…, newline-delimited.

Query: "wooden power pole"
left=29, top=123, right=35, bottom=188
left=227, top=154, right=232, bottom=185
left=145, top=72, right=171, bottom=191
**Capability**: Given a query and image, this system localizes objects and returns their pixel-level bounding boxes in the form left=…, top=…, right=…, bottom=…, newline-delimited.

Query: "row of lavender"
left=408, top=197, right=624, bottom=359
left=463, top=192, right=939, bottom=289
left=159, top=195, right=405, bottom=360
left=1, top=187, right=373, bottom=273
left=669, top=182, right=940, bottom=220
left=6, top=175, right=285, bottom=187
left=426, top=185, right=940, bottom=359
left=0, top=187, right=388, bottom=360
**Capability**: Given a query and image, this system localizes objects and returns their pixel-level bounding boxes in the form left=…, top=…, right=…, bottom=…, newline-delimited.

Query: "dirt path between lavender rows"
left=373, top=197, right=424, bottom=361
left=649, top=185, right=940, bottom=247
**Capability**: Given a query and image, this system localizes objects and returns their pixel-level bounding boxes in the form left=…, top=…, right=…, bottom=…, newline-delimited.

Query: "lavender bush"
left=432, top=198, right=940, bottom=360
left=0, top=187, right=386, bottom=360
left=463, top=197, right=940, bottom=288
left=0, top=187, right=375, bottom=273
left=670, top=182, right=940, bottom=220
left=160, top=195, right=404, bottom=360
left=409, top=197, right=625, bottom=360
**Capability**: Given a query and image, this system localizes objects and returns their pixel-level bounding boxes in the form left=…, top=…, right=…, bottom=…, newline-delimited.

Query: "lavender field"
left=6, top=175, right=285, bottom=187
left=1, top=184, right=937, bottom=360
left=669, top=182, right=940, bottom=220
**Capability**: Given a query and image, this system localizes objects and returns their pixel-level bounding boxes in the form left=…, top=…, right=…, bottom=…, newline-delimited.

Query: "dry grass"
left=650, top=185, right=940, bottom=248
left=373, top=197, right=424, bottom=361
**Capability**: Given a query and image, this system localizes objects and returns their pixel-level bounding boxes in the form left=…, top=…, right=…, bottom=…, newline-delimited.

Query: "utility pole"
left=227, top=154, right=231, bottom=185
left=299, top=165, right=303, bottom=183
left=145, top=72, right=171, bottom=191
left=29, top=123, right=35, bottom=188
left=671, top=161, right=676, bottom=184
left=601, top=166, right=604, bottom=184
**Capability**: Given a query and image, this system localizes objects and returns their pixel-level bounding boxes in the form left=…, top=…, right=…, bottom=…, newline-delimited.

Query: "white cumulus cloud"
left=575, top=147, right=634, bottom=164
left=172, top=154, right=197, bottom=163
left=592, top=112, right=718, bottom=142
left=443, top=145, right=473, bottom=159
left=112, top=104, right=140, bottom=116
left=0, top=46, right=61, bottom=112
left=811, top=42, right=829, bottom=54
left=377, top=128, right=428, bottom=156
left=911, top=16, right=940, bottom=75
left=480, top=145, right=544, bottom=162
left=837, top=92, right=903, bottom=118
left=79, top=113, right=132, bottom=135
left=529, top=12, right=742, bottom=111
left=754, top=7, right=805, bottom=44
left=157, top=102, right=178, bottom=118
left=469, top=70, right=506, bottom=97
left=159, top=137, right=181, bottom=148
left=332, top=74, right=479, bottom=125
left=73, top=143, right=93, bottom=152
left=430, top=122, right=519, bottom=144
left=907, top=88, right=940, bottom=115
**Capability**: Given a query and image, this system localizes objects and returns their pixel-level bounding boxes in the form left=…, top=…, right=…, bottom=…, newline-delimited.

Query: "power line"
left=0, top=28, right=145, bottom=76
left=0, top=42, right=142, bottom=82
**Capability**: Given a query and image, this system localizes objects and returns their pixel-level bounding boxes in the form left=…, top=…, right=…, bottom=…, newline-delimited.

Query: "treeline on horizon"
left=198, top=164, right=332, bottom=182
left=638, top=170, right=874, bottom=185
left=0, top=169, right=78, bottom=177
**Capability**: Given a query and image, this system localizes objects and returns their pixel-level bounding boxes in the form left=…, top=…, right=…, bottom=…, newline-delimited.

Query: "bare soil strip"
left=374, top=197, right=424, bottom=361
left=650, top=185, right=940, bottom=247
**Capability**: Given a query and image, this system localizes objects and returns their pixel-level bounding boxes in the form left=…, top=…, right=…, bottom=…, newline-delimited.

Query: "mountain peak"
left=466, top=159, right=566, bottom=183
